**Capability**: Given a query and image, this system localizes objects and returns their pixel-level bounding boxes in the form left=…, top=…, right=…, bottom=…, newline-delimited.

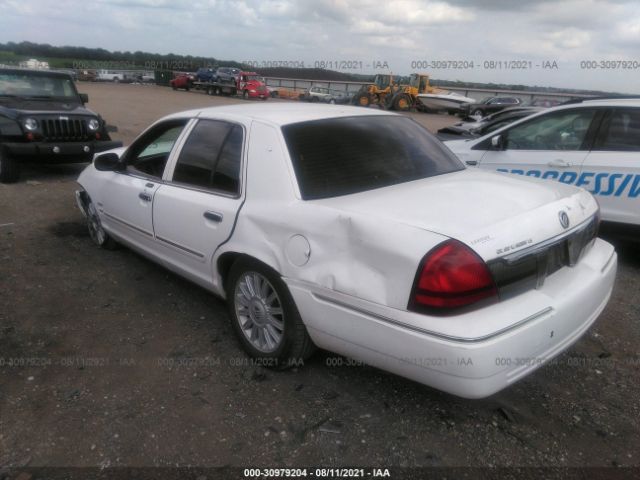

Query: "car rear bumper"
left=4, top=140, right=123, bottom=163
left=286, top=238, right=617, bottom=398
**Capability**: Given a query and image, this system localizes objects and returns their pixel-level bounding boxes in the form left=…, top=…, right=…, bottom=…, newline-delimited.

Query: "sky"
left=2, top=0, right=640, bottom=93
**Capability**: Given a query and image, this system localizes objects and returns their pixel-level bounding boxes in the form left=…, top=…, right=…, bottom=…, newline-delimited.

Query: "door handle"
left=465, top=160, right=478, bottom=166
left=203, top=211, right=223, bottom=222
left=547, top=159, right=571, bottom=168
left=145, top=182, right=155, bottom=188
left=138, top=192, right=152, bottom=202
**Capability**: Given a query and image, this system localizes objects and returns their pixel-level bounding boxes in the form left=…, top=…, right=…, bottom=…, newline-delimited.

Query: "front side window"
left=504, top=109, right=596, bottom=151
left=126, top=120, right=188, bottom=178
left=282, top=116, right=464, bottom=200
left=172, top=120, right=243, bottom=195
left=596, top=108, right=640, bottom=152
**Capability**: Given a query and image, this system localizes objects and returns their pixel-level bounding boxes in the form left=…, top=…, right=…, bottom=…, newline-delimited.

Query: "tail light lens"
left=409, top=239, right=498, bottom=313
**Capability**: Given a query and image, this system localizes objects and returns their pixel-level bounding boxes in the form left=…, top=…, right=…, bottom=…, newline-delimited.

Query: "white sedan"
left=76, top=104, right=617, bottom=398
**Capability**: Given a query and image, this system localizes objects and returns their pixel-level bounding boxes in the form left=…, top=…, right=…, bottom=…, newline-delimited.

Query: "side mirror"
left=491, top=134, right=504, bottom=150
left=79, top=93, right=89, bottom=103
left=94, top=152, right=123, bottom=171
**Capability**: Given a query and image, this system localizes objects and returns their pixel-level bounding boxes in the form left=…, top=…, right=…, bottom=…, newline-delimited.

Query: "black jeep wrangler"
left=0, top=67, right=122, bottom=183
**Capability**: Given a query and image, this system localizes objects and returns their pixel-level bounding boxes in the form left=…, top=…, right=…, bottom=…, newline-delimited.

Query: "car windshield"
left=0, top=72, right=79, bottom=99
left=282, top=115, right=464, bottom=200
left=245, top=75, right=259, bottom=81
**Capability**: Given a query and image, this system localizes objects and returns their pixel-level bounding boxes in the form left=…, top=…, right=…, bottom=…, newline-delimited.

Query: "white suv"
left=445, top=98, right=640, bottom=228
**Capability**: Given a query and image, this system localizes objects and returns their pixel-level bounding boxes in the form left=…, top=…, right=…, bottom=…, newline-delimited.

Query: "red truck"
left=193, top=71, right=269, bottom=100
left=237, top=72, right=269, bottom=99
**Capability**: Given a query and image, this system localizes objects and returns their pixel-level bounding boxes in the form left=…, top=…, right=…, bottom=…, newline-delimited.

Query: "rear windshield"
left=282, top=115, right=464, bottom=200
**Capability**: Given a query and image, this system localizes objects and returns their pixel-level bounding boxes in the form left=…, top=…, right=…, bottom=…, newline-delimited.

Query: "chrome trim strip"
left=103, top=212, right=153, bottom=237
left=156, top=235, right=205, bottom=258
left=313, top=293, right=553, bottom=344
left=499, top=215, right=595, bottom=264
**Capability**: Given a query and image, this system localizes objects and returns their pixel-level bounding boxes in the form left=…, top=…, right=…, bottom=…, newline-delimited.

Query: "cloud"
left=544, top=28, right=592, bottom=50
left=1, top=0, right=640, bottom=92
left=614, top=18, right=640, bottom=45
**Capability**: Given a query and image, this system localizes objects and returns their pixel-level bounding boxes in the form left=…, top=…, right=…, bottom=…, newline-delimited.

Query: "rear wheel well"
left=217, top=253, right=280, bottom=290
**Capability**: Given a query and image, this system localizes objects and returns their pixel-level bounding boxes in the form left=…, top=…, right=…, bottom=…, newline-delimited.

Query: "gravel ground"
left=0, top=83, right=638, bottom=475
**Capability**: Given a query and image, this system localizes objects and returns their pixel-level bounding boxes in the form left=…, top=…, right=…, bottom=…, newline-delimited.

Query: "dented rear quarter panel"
left=213, top=120, right=448, bottom=309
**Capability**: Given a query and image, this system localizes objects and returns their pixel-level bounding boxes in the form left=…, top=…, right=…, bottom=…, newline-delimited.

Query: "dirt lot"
left=1, top=83, right=639, bottom=475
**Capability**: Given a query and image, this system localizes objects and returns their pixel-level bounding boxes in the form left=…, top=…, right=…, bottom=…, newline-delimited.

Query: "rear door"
left=580, top=107, right=640, bottom=225
left=475, top=107, right=600, bottom=185
left=152, top=118, right=246, bottom=287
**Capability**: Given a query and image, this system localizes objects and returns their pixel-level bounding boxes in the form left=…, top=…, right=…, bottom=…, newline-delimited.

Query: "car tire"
left=383, top=93, right=396, bottom=110
left=226, top=258, right=315, bottom=365
left=85, top=196, right=118, bottom=250
left=394, top=94, right=411, bottom=111
left=0, top=151, right=20, bottom=183
left=355, top=93, right=370, bottom=107
left=472, top=109, right=483, bottom=117
left=243, top=90, right=249, bottom=100
left=171, top=85, right=177, bottom=90
left=329, top=99, right=336, bottom=104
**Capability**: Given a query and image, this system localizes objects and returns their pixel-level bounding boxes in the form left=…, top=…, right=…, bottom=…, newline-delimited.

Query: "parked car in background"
left=270, top=87, right=304, bottom=100
left=303, top=86, right=351, bottom=104
left=0, top=67, right=121, bottom=182
left=76, top=103, right=615, bottom=399
left=96, top=69, right=125, bottom=83
left=214, top=67, right=241, bottom=84
left=529, top=98, right=564, bottom=108
left=195, top=67, right=216, bottom=82
left=437, top=107, right=542, bottom=141
left=136, top=72, right=155, bottom=84
left=170, top=73, right=194, bottom=91
left=461, top=96, right=522, bottom=118
left=445, top=98, right=640, bottom=228
left=77, top=69, right=97, bottom=82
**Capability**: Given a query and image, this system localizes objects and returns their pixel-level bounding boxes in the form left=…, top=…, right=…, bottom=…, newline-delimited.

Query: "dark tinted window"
left=212, top=124, right=243, bottom=193
left=282, top=116, right=464, bottom=200
left=597, top=108, right=640, bottom=152
left=173, top=120, right=243, bottom=194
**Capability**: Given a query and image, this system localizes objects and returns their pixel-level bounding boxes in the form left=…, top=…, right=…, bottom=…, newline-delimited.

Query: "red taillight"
left=409, top=240, right=498, bottom=312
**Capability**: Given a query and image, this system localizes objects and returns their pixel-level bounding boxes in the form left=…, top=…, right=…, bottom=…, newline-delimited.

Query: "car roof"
left=0, top=67, right=73, bottom=79
left=165, top=103, right=398, bottom=126
left=577, top=98, right=640, bottom=107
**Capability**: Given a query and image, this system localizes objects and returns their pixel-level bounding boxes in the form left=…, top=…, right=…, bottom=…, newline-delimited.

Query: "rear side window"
left=172, top=120, right=243, bottom=195
left=282, top=115, right=464, bottom=200
left=596, top=108, right=640, bottom=152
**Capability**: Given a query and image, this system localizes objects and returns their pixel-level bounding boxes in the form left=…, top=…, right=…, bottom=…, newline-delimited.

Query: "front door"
left=477, top=108, right=598, bottom=186
left=99, top=119, right=189, bottom=248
